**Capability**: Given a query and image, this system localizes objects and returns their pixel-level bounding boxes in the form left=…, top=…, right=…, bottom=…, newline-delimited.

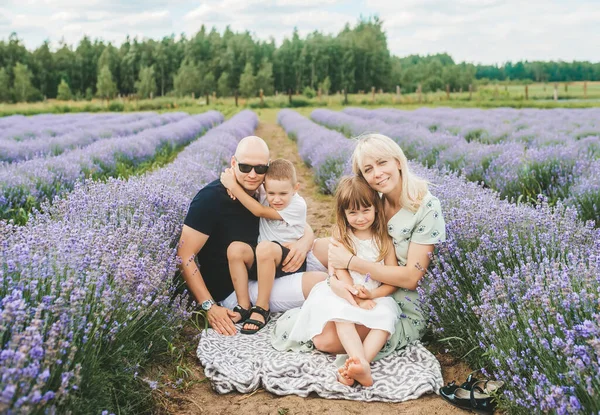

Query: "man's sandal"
left=241, top=305, right=270, bottom=335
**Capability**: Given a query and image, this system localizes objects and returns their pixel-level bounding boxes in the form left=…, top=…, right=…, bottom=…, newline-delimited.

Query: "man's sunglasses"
left=236, top=159, right=269, bottom=175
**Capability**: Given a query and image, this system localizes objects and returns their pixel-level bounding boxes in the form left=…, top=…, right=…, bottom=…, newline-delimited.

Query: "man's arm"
left=177, top=225, right=237, bottom=335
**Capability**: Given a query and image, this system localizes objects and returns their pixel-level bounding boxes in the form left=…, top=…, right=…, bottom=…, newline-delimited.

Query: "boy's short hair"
left=265, top=158, right=297, bottom=185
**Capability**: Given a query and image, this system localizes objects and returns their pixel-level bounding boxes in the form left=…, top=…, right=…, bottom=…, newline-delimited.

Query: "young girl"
left=286, top=176, right=401, bottom=387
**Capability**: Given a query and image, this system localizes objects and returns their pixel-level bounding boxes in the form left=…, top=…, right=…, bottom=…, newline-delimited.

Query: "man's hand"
left=356, top=298, right=376, bottom=310
left=206, top=305, right=238, bottom=336
left=281, top=242, right=308, bottom=273
left=220, top=168, right=237, bottom=191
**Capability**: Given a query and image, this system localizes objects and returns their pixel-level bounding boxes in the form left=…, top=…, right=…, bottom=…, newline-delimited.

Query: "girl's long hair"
left=352, top=133, right=429, bottom=212
left=333, top=176, right=390, bottom=262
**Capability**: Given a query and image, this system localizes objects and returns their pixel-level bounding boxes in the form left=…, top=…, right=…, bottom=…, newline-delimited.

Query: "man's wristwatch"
left=201, top=299, right=216, bottom=311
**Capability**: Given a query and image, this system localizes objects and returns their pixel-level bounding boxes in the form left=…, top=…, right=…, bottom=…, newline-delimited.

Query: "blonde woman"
left=272, top=134, right=446, bottom=386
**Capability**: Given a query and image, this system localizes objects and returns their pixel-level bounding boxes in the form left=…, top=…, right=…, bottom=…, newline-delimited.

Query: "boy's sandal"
left=232, top=304, right=251, bottom=323
left=241, top=305, right=270, bottom=335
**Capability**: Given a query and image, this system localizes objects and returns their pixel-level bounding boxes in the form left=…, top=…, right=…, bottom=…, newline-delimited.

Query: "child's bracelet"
left=346, top=255, right=354, bottom=270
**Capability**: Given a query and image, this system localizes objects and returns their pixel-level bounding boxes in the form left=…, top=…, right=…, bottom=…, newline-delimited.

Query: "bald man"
left=178, top=136, right=320, bottom=336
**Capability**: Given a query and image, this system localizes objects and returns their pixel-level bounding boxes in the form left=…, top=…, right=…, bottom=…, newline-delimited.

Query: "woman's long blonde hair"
left=351, top=133, right=428, bottom=212
left=333, top=176, right=390, bottom=262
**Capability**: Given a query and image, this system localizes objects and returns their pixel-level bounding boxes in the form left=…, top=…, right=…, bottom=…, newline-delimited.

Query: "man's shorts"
left=248, top=240, right=308, bottom=280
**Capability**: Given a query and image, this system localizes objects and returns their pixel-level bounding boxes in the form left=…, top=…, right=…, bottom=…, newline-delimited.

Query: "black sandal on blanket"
left=241, top=305, right=270, bottom=335
left=232, top=304, right=251, bottom=324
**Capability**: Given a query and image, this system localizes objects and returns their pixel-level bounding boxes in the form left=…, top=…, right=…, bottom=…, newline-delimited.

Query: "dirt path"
left=163, top=119, right=472, bottom=415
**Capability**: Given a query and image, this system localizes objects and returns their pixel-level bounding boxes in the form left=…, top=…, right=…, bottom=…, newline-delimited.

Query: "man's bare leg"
left=227, top=241, right=254, bottom=323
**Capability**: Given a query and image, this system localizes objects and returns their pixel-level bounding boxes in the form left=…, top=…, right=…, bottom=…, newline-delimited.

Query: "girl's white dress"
left=288, top=234, right=401, bottom=342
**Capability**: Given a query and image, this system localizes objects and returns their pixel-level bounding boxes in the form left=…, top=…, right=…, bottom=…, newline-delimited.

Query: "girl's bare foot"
left=345, top=356, right=373, bottom=387
left=337, top=364, right=354, bottom=386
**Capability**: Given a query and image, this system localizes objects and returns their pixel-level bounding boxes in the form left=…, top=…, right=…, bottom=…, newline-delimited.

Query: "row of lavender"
left=0, top=112, right=223, bottom=223
left=0, top=110, right=259, bottom=413
left=277, top=109, right=354, bottom=193
left=312, top=108, right=600, bottom=225
left=1, top=112, right=189, bottom=163
left=351, top=107, right=600, bottom=146
left=280, top=109, right=600, bottom=414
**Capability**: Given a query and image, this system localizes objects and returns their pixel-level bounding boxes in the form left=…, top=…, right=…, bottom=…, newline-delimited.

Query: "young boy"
left=220, top=158, right=307, bottom=334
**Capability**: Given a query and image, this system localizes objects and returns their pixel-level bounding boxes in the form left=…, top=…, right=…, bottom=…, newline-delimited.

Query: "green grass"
left=3, top=83, right=600, bottom=119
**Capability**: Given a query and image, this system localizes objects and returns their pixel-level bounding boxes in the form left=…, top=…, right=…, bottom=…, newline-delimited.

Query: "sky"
left=1, top=0, right=598, bottom=65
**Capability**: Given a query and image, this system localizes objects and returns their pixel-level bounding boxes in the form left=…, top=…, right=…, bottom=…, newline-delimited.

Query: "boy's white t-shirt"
left=257, top=190, right=307, bottom=244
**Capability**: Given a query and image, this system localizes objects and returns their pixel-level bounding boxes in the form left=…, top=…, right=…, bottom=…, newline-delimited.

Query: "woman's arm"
left=330, top=239, right=434, bottom=291
left=356, top=245, right=399, bottom=299
left=220, top=169, right=282, bottom=220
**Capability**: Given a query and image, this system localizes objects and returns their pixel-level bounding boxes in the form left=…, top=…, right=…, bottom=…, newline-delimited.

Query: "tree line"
left=1, top=16, right=599, bottom=102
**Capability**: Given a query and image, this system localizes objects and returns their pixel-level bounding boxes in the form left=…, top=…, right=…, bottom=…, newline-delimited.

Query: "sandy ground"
left=159, top=119, right=473, bottom=414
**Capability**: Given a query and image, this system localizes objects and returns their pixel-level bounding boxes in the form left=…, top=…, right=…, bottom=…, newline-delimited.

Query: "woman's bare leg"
left=313, top=322, right=371, bottom=354
left=301, top=271, right=327, bottom=298
left=312, top=238, right=329, bottom=269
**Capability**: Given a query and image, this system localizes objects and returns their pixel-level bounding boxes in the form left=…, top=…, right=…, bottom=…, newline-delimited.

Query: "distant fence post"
left=525, top=85, right=528, bottom=100
left=564, top=83, right=568, bottom=93
left=417, top=83, right=422, bottom=103
left=584, top=81, right=588, bottom=98
left=288, top=89, right=292, bottom=105
left=235, top=90, right=238, bottom=107
left=343, top=88, right=348, bottom=105
left=554, top=83, right=558, bottom=101
left=206, top=93, right=209, bottom=105
left=446, top=84, right=450, bottom=100
left=371, top=86, right=375, bottom=102
left=469, top=84, right=472, bottom=100
left=260, top=88, right=264, bottom=106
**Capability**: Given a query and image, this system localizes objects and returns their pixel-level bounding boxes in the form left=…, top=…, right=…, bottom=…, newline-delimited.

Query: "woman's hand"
left=353, top=285, right=372, bottom=299
left=329, top=276, right=359, bottom=306
left=328, top=238, right=354, bottom=270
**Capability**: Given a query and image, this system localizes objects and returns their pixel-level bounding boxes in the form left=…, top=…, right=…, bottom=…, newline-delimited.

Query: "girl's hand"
left=220, top=168, right=237, bottom=191
left=328, top=238, right=354, bottom=270
left=356, top=298, right=376, bottom=310
left=329, top=277, right=359, bottom=306
left=353, top=285, right=372, bottom=299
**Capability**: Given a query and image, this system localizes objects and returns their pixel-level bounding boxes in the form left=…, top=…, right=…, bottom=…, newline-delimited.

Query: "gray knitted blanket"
left=196, top=315, right=443, bottom=402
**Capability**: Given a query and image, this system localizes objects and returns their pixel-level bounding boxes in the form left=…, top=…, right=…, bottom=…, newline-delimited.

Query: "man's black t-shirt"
left=183, top=179, right=259, bottom=302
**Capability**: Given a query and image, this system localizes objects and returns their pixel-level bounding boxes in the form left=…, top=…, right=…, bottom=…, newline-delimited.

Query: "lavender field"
left=280, top=109, right=600, bottom=414
left=0, top=110, right=259, bottom=413
left=311, top=107, right=600, bottom=225
left=0, top=111, right=224, bottom=224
